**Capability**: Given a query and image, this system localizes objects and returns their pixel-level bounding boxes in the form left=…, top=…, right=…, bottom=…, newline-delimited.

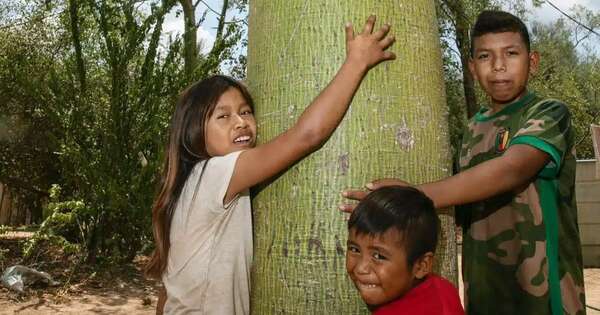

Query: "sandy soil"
left=2, top=229, right=599, bottom=314
left=0, top=231, right=159, bottom=315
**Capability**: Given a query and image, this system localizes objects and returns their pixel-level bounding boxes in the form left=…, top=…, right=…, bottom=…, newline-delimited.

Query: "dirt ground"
left=0, top=230, right=159, bottom=315
left=1, top=229, right=599, bottom=314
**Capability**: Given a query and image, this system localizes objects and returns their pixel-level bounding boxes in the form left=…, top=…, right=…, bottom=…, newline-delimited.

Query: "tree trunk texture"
left=247, top=1, right=456, bottom=313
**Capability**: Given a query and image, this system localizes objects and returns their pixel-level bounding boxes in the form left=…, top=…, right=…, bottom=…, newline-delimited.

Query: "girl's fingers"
left=379, top=35, right=395, bottom=50
left=372, top=23, right=390, bottom=40
left=345, top=22, right=355, bottom=43
left=381, top=51, right=396, bottom=61
left=362, top=15, right=376, bottom=34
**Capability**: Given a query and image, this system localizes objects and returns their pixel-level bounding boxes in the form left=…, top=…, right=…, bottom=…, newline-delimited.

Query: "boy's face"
left=469, top=31, right=539, bottom=108
left=346, top=228, right=429, bottom=308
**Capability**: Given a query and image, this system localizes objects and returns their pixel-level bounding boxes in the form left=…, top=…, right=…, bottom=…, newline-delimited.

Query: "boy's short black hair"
left=470, top=10, right=530, bottom=56
left=348, top=186, right=439, bottom=267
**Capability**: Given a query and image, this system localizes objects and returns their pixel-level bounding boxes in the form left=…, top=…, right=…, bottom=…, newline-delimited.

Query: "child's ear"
left=468, top=58, right=478, bottom=82
left=412, top=252, right=434, bottom=280
left=528, top=51, right=540, bottom=76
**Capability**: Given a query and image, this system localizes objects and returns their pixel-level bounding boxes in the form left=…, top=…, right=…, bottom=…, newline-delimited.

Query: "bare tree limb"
left=68, top=0, right=87, bottom=91
left=195, top=0, right=221, bottom=16
left=179, top=0, right=198, bottom=80
left=208, top=0, right=229, bottom=58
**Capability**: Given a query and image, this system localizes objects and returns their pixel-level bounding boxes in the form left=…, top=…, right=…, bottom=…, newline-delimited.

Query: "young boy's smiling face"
left=346, top=228, right=422, bottom=308
left=469, top=31, right=539, bottom=110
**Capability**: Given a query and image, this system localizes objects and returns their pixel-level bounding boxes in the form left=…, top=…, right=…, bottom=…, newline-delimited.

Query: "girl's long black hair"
left=145, top=75, right=254, bottom=278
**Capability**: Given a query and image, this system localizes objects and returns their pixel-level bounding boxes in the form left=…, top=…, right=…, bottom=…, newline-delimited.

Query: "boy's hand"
left=339, top=178, right=411, bottom=213
left=345, top=15, right=396, bottom=71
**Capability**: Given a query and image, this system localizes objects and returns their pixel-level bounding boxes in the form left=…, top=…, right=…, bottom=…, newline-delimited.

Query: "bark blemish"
left=308, top=237, right=325, bottom=257
left=294, top=238, right=301, bottom=257
left=338, top=152, right=349, bottom=175
left=395, top=124, right=414, bottom=151
left=335, top=235, right=345, bottom=256
left=282, top=241, right=288, bottom=257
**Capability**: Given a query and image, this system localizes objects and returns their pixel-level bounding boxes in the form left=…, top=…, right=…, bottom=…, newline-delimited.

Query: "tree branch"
left=195, top=0, right=221, bottom=16
left=68, top=0, right=87, bottom=91
left=208, top=0, right=228, bottom=58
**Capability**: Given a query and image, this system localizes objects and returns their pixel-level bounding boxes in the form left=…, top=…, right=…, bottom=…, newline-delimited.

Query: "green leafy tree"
left=0, top=4, right=66, bottom=223
left=528, top=8, right=600, bottom=158
left=0, top=0, right=247, bottom=263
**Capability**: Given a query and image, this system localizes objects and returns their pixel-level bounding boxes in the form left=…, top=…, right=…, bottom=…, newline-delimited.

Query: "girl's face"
left=204, top=87, right=257, bottom=157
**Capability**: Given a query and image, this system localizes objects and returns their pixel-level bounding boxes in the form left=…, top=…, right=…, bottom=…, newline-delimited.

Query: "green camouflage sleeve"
left=508, top=99, right=571, bottom=178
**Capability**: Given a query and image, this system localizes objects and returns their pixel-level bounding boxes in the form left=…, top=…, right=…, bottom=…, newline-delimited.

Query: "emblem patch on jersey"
left=495, top=128, right=510, bottom=153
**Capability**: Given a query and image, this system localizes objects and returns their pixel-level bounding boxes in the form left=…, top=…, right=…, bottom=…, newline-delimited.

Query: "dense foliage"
left=0, top=0, right=597, bottom=264
left=0, top=0, right=247, bottom=263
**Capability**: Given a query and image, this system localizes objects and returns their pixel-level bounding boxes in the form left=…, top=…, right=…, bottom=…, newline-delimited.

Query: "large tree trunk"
left=247, top=1, right=456, bottom=313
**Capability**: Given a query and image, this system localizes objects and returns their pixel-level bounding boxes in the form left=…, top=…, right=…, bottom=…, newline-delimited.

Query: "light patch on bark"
left=287, top=104, right=296, bottom=114
left=395, top=120, right=414, bottom=151
left=291, top=185, right=299, bottom=198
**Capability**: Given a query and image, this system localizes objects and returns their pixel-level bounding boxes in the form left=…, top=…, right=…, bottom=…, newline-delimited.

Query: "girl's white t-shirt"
left=163, top=151, right=252, bottom=315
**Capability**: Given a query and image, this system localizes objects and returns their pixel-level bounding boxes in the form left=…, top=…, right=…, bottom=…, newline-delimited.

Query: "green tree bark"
left=247, top=1, right=456, bottom=313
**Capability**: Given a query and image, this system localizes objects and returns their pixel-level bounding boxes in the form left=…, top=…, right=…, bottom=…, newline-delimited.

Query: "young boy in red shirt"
left=346, top=186, right=464, bottom=315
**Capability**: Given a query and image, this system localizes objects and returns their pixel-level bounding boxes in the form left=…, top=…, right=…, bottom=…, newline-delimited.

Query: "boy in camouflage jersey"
left=342, top=10, right=586, bottom=315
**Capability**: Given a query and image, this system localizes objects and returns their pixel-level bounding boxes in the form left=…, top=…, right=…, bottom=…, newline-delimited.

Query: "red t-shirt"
left=373, top=274, right=464, bottom=315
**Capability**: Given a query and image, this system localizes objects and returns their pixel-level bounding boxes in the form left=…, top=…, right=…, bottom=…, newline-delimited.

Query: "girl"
left=146, top=16, right=395, bottom=314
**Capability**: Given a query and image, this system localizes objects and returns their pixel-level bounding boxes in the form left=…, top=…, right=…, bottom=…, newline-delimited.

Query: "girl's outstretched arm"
left=225, top=15, right=395, bottom=202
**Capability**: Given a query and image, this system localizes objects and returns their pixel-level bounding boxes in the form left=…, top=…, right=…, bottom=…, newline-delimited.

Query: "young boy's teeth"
left=234, top=135, right=250, bottom=143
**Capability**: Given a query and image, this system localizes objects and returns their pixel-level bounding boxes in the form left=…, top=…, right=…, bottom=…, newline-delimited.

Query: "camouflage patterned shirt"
left=457, top=92, right=586, bottom=315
